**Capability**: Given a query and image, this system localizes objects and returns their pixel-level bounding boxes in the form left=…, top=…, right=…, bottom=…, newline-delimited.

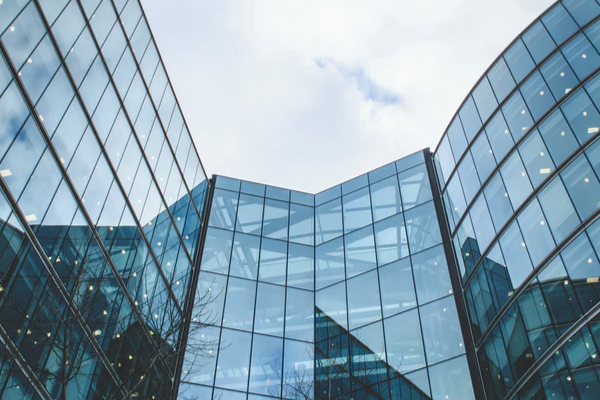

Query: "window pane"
left=540, top=52, right=579, bottom=100
left=230, top=232, right=260, bottom=280
left=223, top=277, right=256, bottom=331
left=517, top=200, right=555, bottom=266
left=484, top=172, right=514, bottom=231
left=499, top=221, right=534, bottom=288
left=420, top=296, right=465, bottom=364
left=236, top=193, right=263, bottom=235
left=342, top=186, right=372, bottom=233
left=561, top=154, right=600, bottom=219
left=562, top=34, right=600, bottom=80
left=470, top=133, right=496, bottom=183
left=345, top=225, right=377, bottom=278
left=347, top=270, right=381, bottom=329
left=263, top=198, right=289, bottom=240
left=379, top=258, right=416, bottom=317
left=398, top=163, right=433, bottom=209
left=538, top=178, right=580, bottom=243
left=384, top=309, right=425, bottom=373
left=215, top=329, right=252, bottom=391
left=200, top=228, right=233, bottom=274
left=518, top=131, right=555, bottom=187
left=459, top=96, right=482, bottom=142
left=537, top=109, right=579, bottom=165
left=500, top=152, right=533, bottom=209
left=259, top=238, right=287, bottom=285
left=412, top=244, right=452, bottom=304
left=473, top=77, right=498, bottom=122
left=254, top=282, right=285, bottom=336
left=429, top=356, right=475, bottom=400
left=520, top=71, right=555, bottom=120
left=209, top=189, right=238, bottom=230
left=315, top=281, right=347, bottom=328
left=488, top=58, right=516, bottom=103
left=522, top=22, right=556, bottom=63
left=457, top=152, right=481, bottom=203
left=316, top=237, right=345, bottom=290
left=249, top=335, right=283, bottom=397
left=285, top=288, right=314, bottom=341
left=504, top=39, right=536, bottom=83
left=370, top=175, right=402, bottom=222
left=486, top=112, right=515, bottom=161
left=289, top=203, right=314, bottom=245
left=542, top=5, right=578, bottom=45
left=315, top=198, right=343, bottom=245
left=374, top=213, right=408, bottom=266
left=287, top=243, right=314, bottom=290
left=404, top=202, right=442, bottom=253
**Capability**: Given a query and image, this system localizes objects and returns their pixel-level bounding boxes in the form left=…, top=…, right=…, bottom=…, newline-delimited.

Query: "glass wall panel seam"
left=446, top=63, right=600, bottom=237
left=425, top=149, right=485, bottom=400
left=504, top=295, right=600, bottom=400
left=169, top=175, right=216, bottom=400
left=0, top=318, right=53, bottom=399
left=474, top=206, right=600, bottom=349
left=0, top=176, right=129, bottom=397
left=108, top=0, right=205, bottom=217
left=74, top=0, right=202, bottom=276
left=438, top=12, right=600, bottom=192
left=134, top=1, right=209, bottom=183
left=19, top=0, right=185, bottom=363
left=49, top=0, right=189, bottom=316
left=459, top=125, right=600, bottom=289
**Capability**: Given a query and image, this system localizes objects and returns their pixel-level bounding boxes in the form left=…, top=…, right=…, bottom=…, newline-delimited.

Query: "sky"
left=142, top=0, right=555, bottom=193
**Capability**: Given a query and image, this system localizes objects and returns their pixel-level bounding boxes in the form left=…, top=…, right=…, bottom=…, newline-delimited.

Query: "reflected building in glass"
left=4, top=0, right=600, bottom=399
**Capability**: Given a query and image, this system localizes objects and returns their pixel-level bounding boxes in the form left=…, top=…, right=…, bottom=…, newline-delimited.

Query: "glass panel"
left=540, top=52, right=579, bottom=100
left=259, top=238, right=287, bottom=285
left=537, top=109, right=579, bottom=165
left=345, top=225, right=377, bottom=277
left=287, top=243, right=314, bottom=290
left=473, top=77, right=498, bottom=122
left=200, top=228, right=233, bottom=274
left=215, top=329, right=252, bottom=391
left=398, top=163, right=433, bottom=209
left=342, top=173, right=368, bottom=195
left=315, top=281, right=347, bottom=328
left=316, top=236, right=345, bottom=290
left=519, top=130, right=555, bottom=187
left=374, top=213, right=408, bottom=266
left=223, top=277, right=256, bottom=331
left=486, top=112, right=515, bottom=161
left=404, top=202, right=442, bottom=254
left=458, top=96, right=482, bottom=142
left=447, top=117, right=468, bottom=159
left=522, top=21, right=556, bottom=63
left=470, top=194, right=496, bottom=253
left=562, top=34, right=600, bottom=80
left=517, top=199, right=555, bottom=266
left=285, top=287, right=314, bottom=342
left=504, top=40, right=536, bottom=83
left=542, top=4, right=578, bottom=45
left=379, top=258, right=416, bottom=317
left=562, top=89, right=600, bottom=145
left=289, top=203, right=314, bottom=246
left=561, top=154, right=600, bottom=220
left=470, top=133, right=496, bottom=183
left=538, top=178, right=580, bottom=243
left=488, top=58, right=516, bottom=103
left=249, top=334, right=283, bottom=397
left=499, top=221, right=534, bottom=288
left=315, top=198, right=343, bottom=245
left=420, top=296, right=465, bottom=364
left=429, top=356, right=475, bottom=400
left=230, top=232, right=260, bottom=280
left=520, top=71, right=555, bottom=120
left=500, top=152, right=533, bottom=209
left=236, top=193, right=264, bottom=235
left=502, top=91, right=535, bottom=142
left=563, top=0, right=600, bottom=25
left=370, top=175, right=402, bottom=222
left=412, top=244, right=452, bottom=304
left=484, top=172, right=514, bottom=231
left=457, top=152, right=481, bottom=203
left=347, top=270, right=381, bottom=329
left=209, top=189, right=238, bottom=231
left=342, top=186, right=372, bottom=233
left=263, top=199, right=289, bottom=240
left=384, top=309, right=425, bottom=373
left=435, top=136, right=455, bottom=184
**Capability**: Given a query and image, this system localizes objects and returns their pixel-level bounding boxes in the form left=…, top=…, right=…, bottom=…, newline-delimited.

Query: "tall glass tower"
left=3, top=0, right=600, bottom=400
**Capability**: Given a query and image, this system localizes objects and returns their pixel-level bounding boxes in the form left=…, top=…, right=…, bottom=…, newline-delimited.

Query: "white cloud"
left=142, top=0, right=554, bottom=193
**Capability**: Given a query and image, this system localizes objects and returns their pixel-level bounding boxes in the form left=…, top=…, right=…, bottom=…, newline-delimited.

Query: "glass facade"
left=180, top=152, right=475, bottom=400
left=4, top=0, right=600, bottom=399
left=0, top=0, right=207, bottom=399
left=433, top=0, right=600, bottom=399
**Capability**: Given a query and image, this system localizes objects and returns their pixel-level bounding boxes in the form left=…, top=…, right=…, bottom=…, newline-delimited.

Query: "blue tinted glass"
left=315, top=184, right=341, bottom=206
left=241, top=180, right=265, bottom=196
left=285, top=287, right=314, bottom=341
left=404, top=201, right=442, bottom=253
left=473, top=77, right=498, bottom=122
left=470, top=194, right=496, bottom=252
left=201, top=227, right=233, bottom=274
left=374, top=213, right=408, bottom=265
left=501, top=152, right=533, bottom=209
left=504, top=40, right=536, bottom=83
left=287, top=243, right=314, bottom=290
left=379, top=258, right=416, bottom=317
left=586, top=18, right=600, bottom=54
left=520, top=71, right=555, bottom=120
left=315, top=237, right=345, bottom=290
left=457, top=152, right=481, bottom=203
left=542, top=5, right=578, bottom=45
left=398, top=163, right=433, bottom=209
left=488, top=58, right=516, bottom=103
left=266, top=185, right=289, bottom=201
left=315, top=281, right=347, bottom=328
left=435, top=136, right=455, bottom=184
left=342, top=173, right=368, bottom=195
left=562, top=34, right=600, bottom=80
left=499, top=221, right=534, bottom=288
left=420, top=296, right=465, bottom=364
left=522, top=22, right=556, bottom=63
left=561, top=154, right=600, bottom=219
left=263, top=199, right=289, bottom=240
left=561, top=234, right=600, bottom=280
left=223, top=277, right=256, bottom=330
left=412, top=244, right=452, bottom=304
left=561, top=89, right=600, bottom=144
left=486, top=112, right=515, bottom=161
left=459, top=96, right=482, bottom=142
left=429, top=356, right=475, bottom=400
left=484, top=173, right=513, bottom=230
left=447, top=116, right=468, bottom=158
left=209, top=189, right=238, bottom=230
left=445, top=173, right=467, bottom=226
left=368, top=161, right=396, bottom=184
left=215, top=329, right=252, bottom=390
left=540, top=52, right=579, bottom=100
left=342, top=186, right=372, bottom=233
left=502, top=92, right=534, bottom=141
left=291, top=190, right=313, bottom=206
left=289, top=203, right=314, bottom=246
left=315, top=198, right=343, bottom=245
left=517, top=200, right=554, bottom=265
left=259, top=238, right=287, bottom=285
left=538, top=177, right=580, bottom=242
left=230, top=232, right=260, bottom=279
left=249, top=334, right=283, bottom=397
left=470, top=133, right=496, bottom=182
left=345, top=225, right=377, bottom=277
left=384, top=309, right=425, bottom=373
left=538, top=109, right=580, bottom=165
left=347, top=270, right=381, bottom=329
left=563, top=0, right=600, bottom=25
left=236, top=193, right=264, bottom=235
left=395, top=150, right=425, bottom=172
left=215, top=175, right=240, bottom=191
left=518, top=131, right=555, bottom=187
left=370, top=175, right=402, bottom=222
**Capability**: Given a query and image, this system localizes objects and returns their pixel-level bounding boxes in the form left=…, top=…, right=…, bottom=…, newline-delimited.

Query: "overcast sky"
left=142, top=0, right=555, bottom=193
